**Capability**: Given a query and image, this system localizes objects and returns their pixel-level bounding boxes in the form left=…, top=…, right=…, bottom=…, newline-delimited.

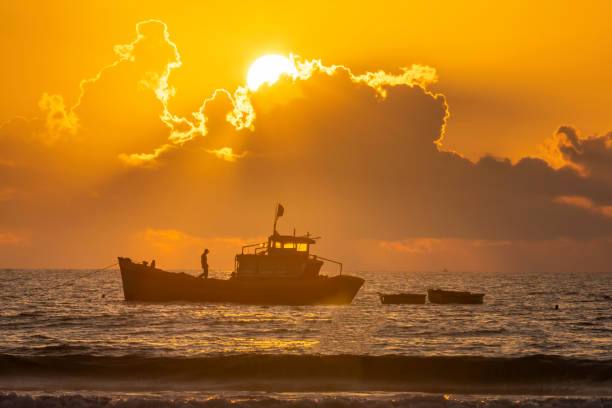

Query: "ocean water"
left=1, top=269, right=611, bottom=405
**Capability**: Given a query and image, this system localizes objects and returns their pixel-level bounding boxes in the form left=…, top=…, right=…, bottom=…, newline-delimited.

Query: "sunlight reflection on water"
left=1, top=269, right=611, bottom=358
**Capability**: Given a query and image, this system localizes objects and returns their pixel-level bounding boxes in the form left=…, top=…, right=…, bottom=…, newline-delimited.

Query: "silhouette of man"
left=198, top=249, right=209, bottom=278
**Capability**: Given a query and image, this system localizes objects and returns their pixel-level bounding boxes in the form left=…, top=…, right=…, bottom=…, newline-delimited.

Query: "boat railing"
left=312, top=255, right=343, bottom=276
left=241, top=242, right=267, bottom=255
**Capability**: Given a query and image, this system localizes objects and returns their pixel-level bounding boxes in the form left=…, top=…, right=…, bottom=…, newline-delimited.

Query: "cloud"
left=0, top=20, right=185, bottom=193
left=129, top=229, right=264, bottom=270
left=543, top=125, right=612, bottom=183
left=120, top=57, right=443, bottom=166
left=164, top=68, right=610, bottom=243
left=38, top=93, right=78, bottom=142
left=0, top=232, right=26, bottom=245
left=554, top=195, right=612, bottom=219
left=1, top=19, right=445, bottom=170
left=144, top=228, right=207, bottom=251
left=356, top=236, right=612, bottom=273
left=143, top=228, right=260, bottom=250
left=0, top=187, right=15, bottom=202
left=206, top=147, right=247, bottom=162
left=1, top=19, right=612, bottom=270
left=378, top=238, right=442, bottom=254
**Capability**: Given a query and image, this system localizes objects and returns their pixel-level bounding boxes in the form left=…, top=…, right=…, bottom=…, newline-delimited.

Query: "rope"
left=47, top=262, right=118, bottom=290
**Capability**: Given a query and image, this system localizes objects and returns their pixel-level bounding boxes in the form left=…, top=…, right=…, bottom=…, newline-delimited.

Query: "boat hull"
left=118, top=257, right=364, bottom=305
left=379, top=293, right=426, bottom=304
left=427, top=289, right=484, bottom=304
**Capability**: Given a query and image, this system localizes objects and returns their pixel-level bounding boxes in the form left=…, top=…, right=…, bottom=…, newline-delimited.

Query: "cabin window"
left=296, top=243, right=308, bottom=252
left=283, top=242, right=296, bottom=249
left=272, top=241, right=282, bottom=248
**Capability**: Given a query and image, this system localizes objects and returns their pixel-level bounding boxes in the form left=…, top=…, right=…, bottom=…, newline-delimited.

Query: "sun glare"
left=247, top=54, right=297, bottom=91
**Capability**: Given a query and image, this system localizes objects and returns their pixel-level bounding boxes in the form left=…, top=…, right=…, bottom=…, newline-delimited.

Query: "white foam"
left=1, top=393, right=611, bottom=408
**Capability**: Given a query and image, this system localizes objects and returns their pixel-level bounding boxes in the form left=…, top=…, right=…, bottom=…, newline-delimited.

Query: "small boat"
left=378, top=292, right=426, bottom=304
left=427, top=288, right=484, bottom=304
left=118, top=205, right=364, bottom=305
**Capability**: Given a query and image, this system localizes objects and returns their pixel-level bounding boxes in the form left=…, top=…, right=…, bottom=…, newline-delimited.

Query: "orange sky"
left=1, top=1, right=611, bottom=271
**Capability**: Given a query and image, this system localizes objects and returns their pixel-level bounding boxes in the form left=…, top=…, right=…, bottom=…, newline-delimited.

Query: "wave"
left=0, top=354, right=610, bottom=394
left=1, top=393, right=611, bottom=408
left=413, top=328, right=508, bottom=337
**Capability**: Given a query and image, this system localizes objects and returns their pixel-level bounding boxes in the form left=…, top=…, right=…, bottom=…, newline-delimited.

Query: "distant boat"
left=427, top=288, right=484, bottom=304
left=118, top=205, right=364, bottom=305
left=378, top=292, right=426, bottom=304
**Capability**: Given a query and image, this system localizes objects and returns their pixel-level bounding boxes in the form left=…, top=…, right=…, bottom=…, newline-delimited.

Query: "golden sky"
left=1, top=1, right=611, bottom=271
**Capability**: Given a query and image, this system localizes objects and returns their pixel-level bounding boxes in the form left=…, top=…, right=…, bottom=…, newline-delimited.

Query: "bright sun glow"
left=247, top=54, right=297, bottom=91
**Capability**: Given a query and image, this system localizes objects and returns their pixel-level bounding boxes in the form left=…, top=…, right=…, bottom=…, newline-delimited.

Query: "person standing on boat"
left=198, top=249, right=209, bottom=278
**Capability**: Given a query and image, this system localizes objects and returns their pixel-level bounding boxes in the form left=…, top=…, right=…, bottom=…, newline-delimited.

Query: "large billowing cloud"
left=0, top=20, right=611, bottom=271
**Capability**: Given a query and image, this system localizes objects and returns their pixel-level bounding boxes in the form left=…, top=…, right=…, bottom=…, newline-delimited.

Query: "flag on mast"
left=273, top=203, right=284, bottom=234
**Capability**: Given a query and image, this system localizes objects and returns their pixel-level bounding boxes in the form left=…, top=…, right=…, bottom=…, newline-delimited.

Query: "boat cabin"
left=235, top=232, right=324, bottom=279
left=233, top=205, right=343, bottom=279
left=267, top=233, right=316, bottom=255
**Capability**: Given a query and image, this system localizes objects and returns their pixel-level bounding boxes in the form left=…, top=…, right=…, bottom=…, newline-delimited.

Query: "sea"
left=1, top=269, right=611, bottom=407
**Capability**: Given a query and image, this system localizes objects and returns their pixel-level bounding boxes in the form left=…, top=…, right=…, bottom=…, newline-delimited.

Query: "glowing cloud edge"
left=36, top=19, right=447, bottom=167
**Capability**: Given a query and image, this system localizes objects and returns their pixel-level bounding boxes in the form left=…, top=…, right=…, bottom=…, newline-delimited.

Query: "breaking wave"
left=1, top=393, right=611, bottom=408
left=1, top=354, right=610, bottom=394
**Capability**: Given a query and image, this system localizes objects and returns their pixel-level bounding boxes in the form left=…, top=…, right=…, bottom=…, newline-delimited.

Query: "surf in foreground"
left=1, top=392, right=611, bottom=408
left=1, top=354, right=611, bottom=395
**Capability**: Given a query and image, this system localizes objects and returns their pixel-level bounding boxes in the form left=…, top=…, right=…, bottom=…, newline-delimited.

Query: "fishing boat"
left=427, top=288, right=485, bottom=304
left=118, top=205, right=364, bottom=305
left=378, top=292, right=426, bottom=304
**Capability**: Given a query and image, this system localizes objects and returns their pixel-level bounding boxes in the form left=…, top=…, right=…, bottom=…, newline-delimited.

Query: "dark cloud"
left=1, top=25, right=611, bottom=269
left=145, top=67, right=612, bottom=244
left=555, top=125, right=612, bottom=184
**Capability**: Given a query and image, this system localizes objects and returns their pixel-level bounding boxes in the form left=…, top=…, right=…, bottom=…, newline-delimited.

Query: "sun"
left=247, top=54, right=297, bottom=91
